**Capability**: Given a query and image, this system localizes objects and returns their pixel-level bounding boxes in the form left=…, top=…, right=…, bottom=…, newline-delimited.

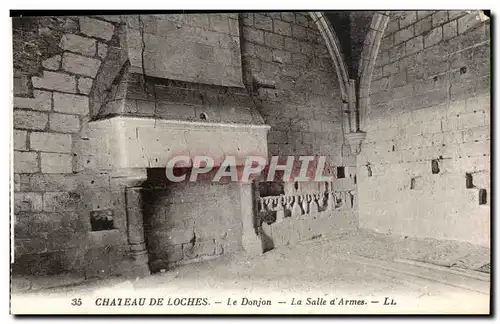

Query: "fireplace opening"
left=142, top=167, right=242, bottom=273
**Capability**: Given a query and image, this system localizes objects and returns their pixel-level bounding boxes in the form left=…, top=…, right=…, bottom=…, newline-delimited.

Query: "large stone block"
left=62, top=52, right=101, bottom=78
left=432, top=11, right=449, bottom=27
left=29, top=174, right=78, bottom=192
left=32, top=71, right=76, bottom=93
left=14, top=192, right=43, bottom=212
left=443, top=20, right=458, bottom=40
left=79, top=17, right=115, bottom=41
left=424, top=26, right=443, bottom=48
left=291, top=25, right=308, bottom=41
left=417, top=11, right=435, bottom=20
left=40, top=153, right=73, bottom=173
left=166, top=244, right=183, bottom=262
left=457, top=12, right=482, bottom=34
left=244, top=27, right=265, bottom=44
left=187, top=14, right=210, bottom=28
left=13, top=130, right=27, bottom=151
left=273, top=19, right=292, bottom=36
left=14, top=90, right=52, bottom=111
left=406, top=36, right=424, bottom=55
left=42, top=55, right=62, bottom=70
left=53, top=92, right=89, bottom=115
left=415, top=16, right=432, bottom=36
left=43, top=192, right=81, bottom=212
left=399, top=11, right=417, bottom=28
left=164, top=229, right=195, bottom=246
left=13, top=77, right=29, bottom=96
left=49, top=113, right=80, bottom=133
left=14, top=110, right=48, bottom=130
left=208, top=14, right=231, bottom=34
left=59, top=34, right=96, bottom=56
left=14, top=151, right=39, bottom=173
left=77, top=77, right=93, bottom=95
left=385, top=19, right=399, bottom=35
left=254, top=13, right=273, bottom=31
left=379, top=35, right=394, bottom=51
left=30, top=132, right=72, bottom=153
left=394, top=25, right=414, bottom=44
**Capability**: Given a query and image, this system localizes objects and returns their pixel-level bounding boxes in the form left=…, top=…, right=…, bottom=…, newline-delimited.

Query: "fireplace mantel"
left=87, top=116, right=271, bottom=170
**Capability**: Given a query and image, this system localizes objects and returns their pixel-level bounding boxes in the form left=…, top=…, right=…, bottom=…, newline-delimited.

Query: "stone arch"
left=308, top=12, right=350, bottom=102
left=357, top=11, right=390, bottom=131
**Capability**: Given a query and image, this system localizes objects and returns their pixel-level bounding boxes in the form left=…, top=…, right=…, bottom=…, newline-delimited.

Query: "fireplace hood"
left=84, top=21, right=270, bottom=172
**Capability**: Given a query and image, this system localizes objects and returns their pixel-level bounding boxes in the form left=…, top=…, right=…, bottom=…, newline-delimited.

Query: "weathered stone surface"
left=49, top=113, right=80, bottom=133
left=14, top=110, right=48, bottom=130
left=40, top=153, right=72, bottom=173
left=458, top=12, right=482, bottom=34
left=42, top=55, right=61, bottom=70
left=95, top=15, right=122, bottom=23
left=30, top=132, right=72, bottom=153
left=97, top=42, right=108, bottom=59
left=182, top=240, right=216, bottom=259
left=13, top=77, right=30, bottom=96
left=399, top=11, right=417, bottom=28
left=14, top=151, right=39, bottom=173
left=77, top=77, right=93, bottom=95
left=43, top=191, right=80, bottom=212
left=405, top=36, right=424, bottom=55
left=59, top=34, right=97, bottom=56
left=9, top=11, right=491, bottom=281
left=29, top=174, right=79, bottom=192
left=424, top=27, right=443, bottom=48
left=443, top=20, right=458, bottom=40
left=164, top=229, right=195, bottom=246
left=360, top=11, right=490, bottom=247
left=14, top=192, right=43, bottom=212
left=14, top=130, right=27, bottom=151
left=79, top=17, right=115, bottom=41
left=32, top=71, right=76, bottom=93
left=394, top=25, right=414, bottom=44
left=62, top=52, right=101, bottom=78
left=415, top=16, right=432, bottom=36
left=53, top=92, right=89, bottom=115
left=14, top=174, right=21, bottom=192
left=432, top=11, right=449, bottom=27
left=14, top=90, right=52, bottom=111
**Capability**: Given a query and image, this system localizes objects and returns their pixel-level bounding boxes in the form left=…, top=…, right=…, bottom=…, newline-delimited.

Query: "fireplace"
left=86, top=67, right=270, bottom=276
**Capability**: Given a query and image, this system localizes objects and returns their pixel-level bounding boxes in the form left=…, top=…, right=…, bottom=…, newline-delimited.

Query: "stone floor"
left=11, top=229, right=490, bottom=314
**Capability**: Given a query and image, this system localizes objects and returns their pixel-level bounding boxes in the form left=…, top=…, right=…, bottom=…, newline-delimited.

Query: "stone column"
left=239, top=181, right=262, bottom=256
left=112, top=168, right=150, bottom=277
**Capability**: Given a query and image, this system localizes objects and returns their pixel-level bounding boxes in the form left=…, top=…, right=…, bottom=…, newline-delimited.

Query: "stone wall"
left=240, top=12, right=358, bottom=244
left=12, top=15, right=133, bottom=277
left=12, top=12, right=357, bottom=278
left=358, top=11, right=490, bottom=246
left=126, top=14, right=243, bottom=87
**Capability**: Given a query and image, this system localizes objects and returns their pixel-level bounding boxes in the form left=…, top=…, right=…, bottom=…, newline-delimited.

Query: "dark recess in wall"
left=337, top=166, right=345, bottom=179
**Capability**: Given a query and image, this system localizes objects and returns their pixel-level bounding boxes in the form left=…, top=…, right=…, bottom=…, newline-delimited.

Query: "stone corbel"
left=343, top=78, right=367, bottom=155
left=345, top=131, right=367, bottom=155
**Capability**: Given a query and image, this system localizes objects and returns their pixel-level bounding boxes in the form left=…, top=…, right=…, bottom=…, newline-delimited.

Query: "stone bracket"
left=345, top=131, right=367, bottom=155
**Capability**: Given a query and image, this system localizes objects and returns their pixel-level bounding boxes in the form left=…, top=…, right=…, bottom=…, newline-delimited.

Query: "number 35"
left=71, top=298, right=82, bottom=306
